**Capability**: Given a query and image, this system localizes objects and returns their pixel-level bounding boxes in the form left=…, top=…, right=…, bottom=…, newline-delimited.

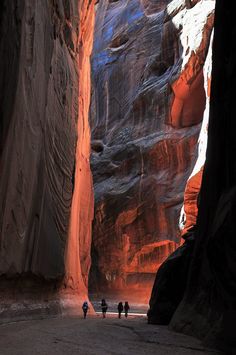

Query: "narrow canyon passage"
left=0, top=0, right=214, bottom=317
left=1, top=0, right=235, bottom=353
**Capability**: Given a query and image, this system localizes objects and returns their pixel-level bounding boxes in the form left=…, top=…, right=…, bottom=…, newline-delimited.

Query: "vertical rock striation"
left=64, top=0, right=95, bottom=303
left=0, top=0, right=95, bottom=318
left=90, top=0, right=214, bottom=298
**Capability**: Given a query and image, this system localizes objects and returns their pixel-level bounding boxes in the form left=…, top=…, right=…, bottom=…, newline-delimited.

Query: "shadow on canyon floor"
left=0, top=316, right=220, bottom=355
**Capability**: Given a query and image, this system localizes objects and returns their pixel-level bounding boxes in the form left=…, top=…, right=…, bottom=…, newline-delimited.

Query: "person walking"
left=124, top=301, right=130, bottom=318
left=117, top=302, right=123, bottom=318
left=101, top=299, right=108, bottom=318
left=82, top=301, right=89, bottom=319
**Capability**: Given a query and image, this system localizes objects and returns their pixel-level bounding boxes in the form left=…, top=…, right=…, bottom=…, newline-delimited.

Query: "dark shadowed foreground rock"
left=149, top=0, right=236, bottom=352
left=90, top=0, right=215, bottom=297
left=148, top=229, right=195, bottom=325
left=0, top=0, right=95, bottom=317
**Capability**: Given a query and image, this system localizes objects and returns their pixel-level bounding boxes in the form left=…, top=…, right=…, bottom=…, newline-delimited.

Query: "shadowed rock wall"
left=90, top=0, right=214, bottom=297
left=0, top=0, right=95, bottom=317
left=170, top=0, right=236, bottom=350
left=149, top=0, right=236, bottom=351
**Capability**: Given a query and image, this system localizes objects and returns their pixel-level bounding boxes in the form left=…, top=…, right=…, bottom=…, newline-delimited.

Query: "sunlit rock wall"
left=179, top=30, right=213, bottom=236
left=90, top=0, right=215, bottom=296
left=147, top=34, right=214, bottom=326
left=170, top=1, right=236, bottom=349
left=0, top=0, right=95, bottom=316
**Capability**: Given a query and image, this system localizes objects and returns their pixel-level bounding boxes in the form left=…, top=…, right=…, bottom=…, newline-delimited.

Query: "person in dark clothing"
left=124, top=301, right=130, bottom=318
left=82, top=301, right=89, bottom=319
left=117, top=302, right=123, bottom=318
left=101, top=299, right=108, bottom=318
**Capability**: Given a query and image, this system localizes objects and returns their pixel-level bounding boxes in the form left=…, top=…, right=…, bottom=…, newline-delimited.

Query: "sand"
left=0, top=315, right=219, bottom=355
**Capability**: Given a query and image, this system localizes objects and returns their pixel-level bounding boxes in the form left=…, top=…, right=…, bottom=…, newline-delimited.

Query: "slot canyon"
left=0, top=0, right=235, bottom=353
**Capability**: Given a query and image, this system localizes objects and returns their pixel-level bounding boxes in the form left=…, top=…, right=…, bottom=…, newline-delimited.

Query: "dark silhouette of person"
left=101, top=299, right=108, bottom=318
left=82, top=301, right=89, bottom=319
left=117, top=302, right=123, bottom=318
left=124, top=301, right=130, bottom=318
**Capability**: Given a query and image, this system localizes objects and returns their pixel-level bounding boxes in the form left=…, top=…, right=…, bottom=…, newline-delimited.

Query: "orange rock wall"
left=90, top=0, right=215, bottom=296
left=0, top=0, right=95, bottom=313
left=64, top=0, right=95, bottom=297
left=180, top=31, right=214, bottom=236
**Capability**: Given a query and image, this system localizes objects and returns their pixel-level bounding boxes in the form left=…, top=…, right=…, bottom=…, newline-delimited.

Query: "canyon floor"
left=0, top=315, right=220, bottom=355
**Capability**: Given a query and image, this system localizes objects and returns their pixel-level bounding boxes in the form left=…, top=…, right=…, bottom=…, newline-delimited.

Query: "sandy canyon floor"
left=0, top=315, right=220, bottom=355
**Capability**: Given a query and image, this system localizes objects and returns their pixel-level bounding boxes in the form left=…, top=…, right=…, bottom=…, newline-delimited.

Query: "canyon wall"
left=179, top=25, right=213, bottom=236
left=0, top=0, right=95, bottom=317
left=90, top=0, right=215, bottom=297
left=149, top=0, right=236, bottom=351
left=170, top=0, right=236, bottom=349
left=148, top=32, right=213, bottom=323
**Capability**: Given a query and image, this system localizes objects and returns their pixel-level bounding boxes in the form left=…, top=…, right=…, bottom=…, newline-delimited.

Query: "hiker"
left=117, top=302, right=123, bottom=318
left=101, top=299, right=108, bottom=318
left=82, top=301, right=89, bottom=319
left=124, top=301, right=130, bottom=318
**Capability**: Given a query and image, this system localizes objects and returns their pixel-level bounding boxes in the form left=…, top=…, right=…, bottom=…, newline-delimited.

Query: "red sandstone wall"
left=90, top=0, right=215, bottom=297
left=0, top=0, right=95, bottom=314
left=64, top=0, right=95, bottom=297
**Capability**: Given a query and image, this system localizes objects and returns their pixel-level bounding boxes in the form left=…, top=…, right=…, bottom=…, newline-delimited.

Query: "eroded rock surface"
left=148, top=0, right=214, bottom=328
left=170, top=1, right=236, bottom=350
left=149, top=0, right=236, bottom=351
left=90, top=0, right=214, bottom=296
left=0, top=0, right=95, bottom=315
left=180, top=30, right=213, bottom=236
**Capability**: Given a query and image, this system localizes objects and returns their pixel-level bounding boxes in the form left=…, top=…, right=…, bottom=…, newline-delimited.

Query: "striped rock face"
left=0, top=0, right=95, bottom=314
left=90, top=0, right=215, bottom=299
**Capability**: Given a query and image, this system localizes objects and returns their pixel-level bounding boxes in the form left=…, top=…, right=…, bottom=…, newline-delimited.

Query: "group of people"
left=101, top=299, right=130, bottom=319
left=82, top=299, right=130, bottom=319
left=117, top=301, right=130, bottom=319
